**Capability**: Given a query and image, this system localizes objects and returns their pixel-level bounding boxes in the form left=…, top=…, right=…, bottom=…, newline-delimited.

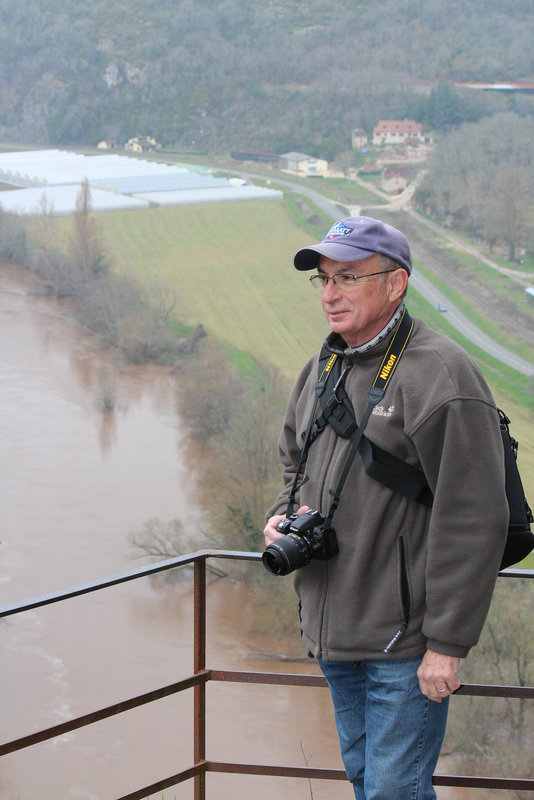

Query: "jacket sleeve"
left=265, top=356, right=318, bottom=521
left=412, top=397, right=509, bottom=657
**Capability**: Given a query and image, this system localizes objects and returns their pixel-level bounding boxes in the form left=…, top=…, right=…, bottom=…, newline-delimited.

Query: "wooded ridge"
left=1, top=0, right=534, bottom=156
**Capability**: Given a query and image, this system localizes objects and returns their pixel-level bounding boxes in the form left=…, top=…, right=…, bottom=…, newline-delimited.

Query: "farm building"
left=279, top=152, right=328, bottom=177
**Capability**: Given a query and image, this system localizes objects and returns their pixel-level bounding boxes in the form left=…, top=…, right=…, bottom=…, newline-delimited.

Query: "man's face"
left=317, top=254, right=405, bottom=347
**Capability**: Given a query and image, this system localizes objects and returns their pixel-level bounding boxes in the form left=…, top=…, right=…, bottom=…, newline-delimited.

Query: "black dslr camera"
left=262, top=509, right=338, bottom=576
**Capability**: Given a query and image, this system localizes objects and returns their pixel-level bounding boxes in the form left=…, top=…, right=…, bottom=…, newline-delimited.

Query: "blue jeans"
left=317, top=655, right=449, bottom=800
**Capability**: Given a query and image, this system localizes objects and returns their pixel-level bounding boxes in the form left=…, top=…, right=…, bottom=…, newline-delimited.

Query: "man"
left=263, top=216, right=508, bottom=799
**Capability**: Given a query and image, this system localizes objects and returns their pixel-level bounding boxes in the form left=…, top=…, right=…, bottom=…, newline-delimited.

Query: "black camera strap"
left=286, top=308, right=413, bottom=524
left=285, top=358, right=333, bottom=517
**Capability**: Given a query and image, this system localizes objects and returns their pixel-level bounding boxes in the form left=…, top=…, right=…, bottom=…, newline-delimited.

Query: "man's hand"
left=263, top=505, right=310, bottom=547
left=417, top=649, right=461, bottom=703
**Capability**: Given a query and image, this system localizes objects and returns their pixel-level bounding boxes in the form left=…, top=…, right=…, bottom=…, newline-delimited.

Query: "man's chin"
left=327, top=317, right=350, bottom=337
left=327, top=319, right=361, bottom=347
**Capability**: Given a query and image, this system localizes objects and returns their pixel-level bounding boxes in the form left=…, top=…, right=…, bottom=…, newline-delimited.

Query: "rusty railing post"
left=194, top=557, right=207, bottom=800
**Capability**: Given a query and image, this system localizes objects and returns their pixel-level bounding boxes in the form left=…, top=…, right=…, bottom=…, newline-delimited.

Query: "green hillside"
left=2, top=0, right=534, bottom=154
left=96, top=199, right=330, bottom=376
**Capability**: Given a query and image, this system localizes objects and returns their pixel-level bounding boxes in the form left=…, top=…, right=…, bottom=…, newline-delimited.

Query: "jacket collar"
left=324, top=302, right=406, bottom=360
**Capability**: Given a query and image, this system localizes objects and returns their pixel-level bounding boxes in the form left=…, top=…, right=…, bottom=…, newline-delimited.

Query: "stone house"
left=382, top=165, right=411, bottom=193
left=125, top=136, right=161, bottom=153
left=351, top=128, right=369, bottom=150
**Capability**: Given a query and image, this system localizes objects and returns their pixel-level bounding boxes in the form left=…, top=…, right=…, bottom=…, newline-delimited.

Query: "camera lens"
left=262, top=533, right=312, bottom=576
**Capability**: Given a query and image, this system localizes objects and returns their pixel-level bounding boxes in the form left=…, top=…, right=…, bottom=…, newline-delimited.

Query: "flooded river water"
left=0, top=263, right=504, bottom=800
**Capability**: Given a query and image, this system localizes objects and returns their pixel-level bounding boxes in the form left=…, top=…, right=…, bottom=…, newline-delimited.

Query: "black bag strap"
left=358, top=436, right=434, bottom=507
left=289, top=311, right=534, bottom=570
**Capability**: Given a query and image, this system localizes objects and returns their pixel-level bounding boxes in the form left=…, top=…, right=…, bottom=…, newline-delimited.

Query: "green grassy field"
left=95, top=199, right=331, bottom=377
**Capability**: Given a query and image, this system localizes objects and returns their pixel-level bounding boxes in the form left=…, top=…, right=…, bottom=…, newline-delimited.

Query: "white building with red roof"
left=372, top=119, right=424, bottom=146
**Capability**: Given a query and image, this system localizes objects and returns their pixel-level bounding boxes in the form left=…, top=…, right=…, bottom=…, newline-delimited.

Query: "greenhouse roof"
left=0, top=184, right=149, bottom=216
left=0, top=149, right=279, bottom=215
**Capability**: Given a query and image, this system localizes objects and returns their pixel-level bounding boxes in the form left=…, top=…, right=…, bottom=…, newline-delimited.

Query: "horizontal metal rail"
left=3, top=668, right=532, bottom=759
left=0, top=549, right=260, bottom=618
left=0, top=672, right=210, bottom=757
left=1, top=552, right=534, bottom=797
left=1, top=553, right=531, bottom=618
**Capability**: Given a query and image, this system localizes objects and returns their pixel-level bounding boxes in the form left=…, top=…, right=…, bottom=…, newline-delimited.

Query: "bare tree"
left=174, top=341, right=290, bottom=552
left=446, top=579, right=534, bottom=790
left=202, top=365, right=288, bottom=551
left=488, top=164, right=532, bottom=262
left=70, top=179, right=109, bottom=279
left=0, top=206, right=28, bottom=263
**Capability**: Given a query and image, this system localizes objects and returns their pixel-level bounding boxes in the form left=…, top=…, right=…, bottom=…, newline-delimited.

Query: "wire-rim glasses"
left=309, top=270, right=395, bottom=291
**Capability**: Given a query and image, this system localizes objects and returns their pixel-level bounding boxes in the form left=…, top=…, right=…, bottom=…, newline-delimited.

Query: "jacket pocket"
left=383, top=535, right=412, bottom=653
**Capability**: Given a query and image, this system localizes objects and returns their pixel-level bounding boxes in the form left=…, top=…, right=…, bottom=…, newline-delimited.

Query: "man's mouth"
left=326, top=308, right=349, bottom=319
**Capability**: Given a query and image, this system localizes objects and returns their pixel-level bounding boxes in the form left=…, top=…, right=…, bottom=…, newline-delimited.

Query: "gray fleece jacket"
left=267, top=314, right=509, bottom=661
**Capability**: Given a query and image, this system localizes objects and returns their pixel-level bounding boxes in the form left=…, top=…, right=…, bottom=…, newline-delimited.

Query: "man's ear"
left=389, top=268, right=409, bottom=301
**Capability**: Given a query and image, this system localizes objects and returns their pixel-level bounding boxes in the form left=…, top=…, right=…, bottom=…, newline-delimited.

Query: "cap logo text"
left=325, top=222, right=353, bottom=240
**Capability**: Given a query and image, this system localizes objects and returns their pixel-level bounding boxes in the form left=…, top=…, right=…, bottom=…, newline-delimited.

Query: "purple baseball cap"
left=293, top=216, right=412, bottom=275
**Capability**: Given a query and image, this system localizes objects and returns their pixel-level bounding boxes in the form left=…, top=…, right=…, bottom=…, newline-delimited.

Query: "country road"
left=228, top=165, right=534, bottom=377
left=409, top=268, right=534, bottom=375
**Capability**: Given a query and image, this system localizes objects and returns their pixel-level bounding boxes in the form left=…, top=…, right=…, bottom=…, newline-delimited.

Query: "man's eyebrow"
left=318, top=266, right=354, bottom=274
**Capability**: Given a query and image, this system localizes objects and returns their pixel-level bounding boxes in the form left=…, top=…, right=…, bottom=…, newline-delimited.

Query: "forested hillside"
left=416, top=112, right=534, bottom=257
left=1, top=0, right=534, bottom=156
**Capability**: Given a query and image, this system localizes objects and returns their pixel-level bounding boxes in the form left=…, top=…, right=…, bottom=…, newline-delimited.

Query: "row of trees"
left=0, top=183, right=188, bottom=365
left=415, top=112, right=534, bottom=261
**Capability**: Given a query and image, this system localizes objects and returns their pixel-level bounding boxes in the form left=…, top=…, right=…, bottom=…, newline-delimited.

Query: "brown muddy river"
left=0, top=263, right=503, bottom=800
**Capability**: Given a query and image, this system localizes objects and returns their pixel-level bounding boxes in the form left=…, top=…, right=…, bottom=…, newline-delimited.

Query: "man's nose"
left=322, top=276, right=343, bottom=300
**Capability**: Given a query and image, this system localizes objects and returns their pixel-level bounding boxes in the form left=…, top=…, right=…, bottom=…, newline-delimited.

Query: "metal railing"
left=1, top=550, right=534, bottom=798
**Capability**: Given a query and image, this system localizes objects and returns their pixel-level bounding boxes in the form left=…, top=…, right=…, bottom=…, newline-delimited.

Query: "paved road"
left=410, top=270, right=534, bottom=376
left=229, top=167, right=534, bottom=377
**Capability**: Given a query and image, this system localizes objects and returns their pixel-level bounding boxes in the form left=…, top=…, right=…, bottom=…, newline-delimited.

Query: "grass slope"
left=97, top=199, right=330, bottom=377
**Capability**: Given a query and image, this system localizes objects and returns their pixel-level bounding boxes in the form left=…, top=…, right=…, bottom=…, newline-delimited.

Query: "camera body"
left=262, top=509, right=338, bottom=576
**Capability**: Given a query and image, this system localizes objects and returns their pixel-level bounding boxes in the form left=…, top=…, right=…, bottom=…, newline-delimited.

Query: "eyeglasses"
left=309, top=270, right=395, bottom=291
